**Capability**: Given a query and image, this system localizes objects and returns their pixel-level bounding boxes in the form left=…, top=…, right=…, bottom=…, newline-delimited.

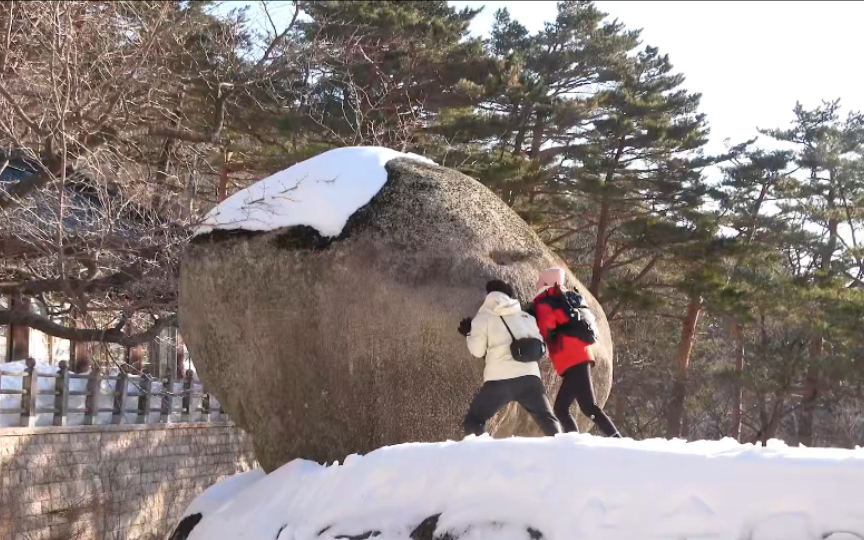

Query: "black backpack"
left=500, top=316, right=547, bottom=363
left=542, top=285, right=598, bottom=344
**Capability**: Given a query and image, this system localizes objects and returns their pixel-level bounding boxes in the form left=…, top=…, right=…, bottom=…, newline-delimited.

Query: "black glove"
left=458, top=317, right=473, bottom=337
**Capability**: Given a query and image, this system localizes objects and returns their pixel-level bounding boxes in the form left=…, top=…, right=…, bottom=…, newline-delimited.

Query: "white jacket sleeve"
left=466, top=313, right=488, bottom=358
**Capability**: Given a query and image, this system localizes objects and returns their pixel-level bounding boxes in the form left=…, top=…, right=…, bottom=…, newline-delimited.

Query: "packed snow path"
left=180, top=434, right=864, bottom=540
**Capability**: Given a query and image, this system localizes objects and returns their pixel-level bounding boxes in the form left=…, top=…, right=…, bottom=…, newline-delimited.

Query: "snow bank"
left=195, top=147, right=434, bottom=237
left=182, top=434, right=864, bottom=540
left=183, top=468, right=266, bottom=518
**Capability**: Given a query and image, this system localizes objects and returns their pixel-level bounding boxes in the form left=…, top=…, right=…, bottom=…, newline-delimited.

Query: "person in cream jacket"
left=458, top=280, right=561, bottom=437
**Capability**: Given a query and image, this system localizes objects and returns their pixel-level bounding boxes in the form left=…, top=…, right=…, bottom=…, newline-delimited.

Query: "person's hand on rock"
left=458, top=317, right=473, bottom=337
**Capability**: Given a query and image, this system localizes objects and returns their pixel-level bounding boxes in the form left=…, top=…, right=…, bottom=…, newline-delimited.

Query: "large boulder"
left=180, top=151, right=612, bottom=471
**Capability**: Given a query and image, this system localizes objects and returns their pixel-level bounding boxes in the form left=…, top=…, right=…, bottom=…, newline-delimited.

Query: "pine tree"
left=557, top=45, right=739, bottom=438
left=658, top=214, right=743, bottom=438
left=571, top=45, right=714, bottom=304
left=429, top=1, right=639, bottom=217
left=694, top=103, right=864, bottom=445
left=287, top=1, right=488, bottom=150
left=761, top=100, right=864, bottom=445
left=716, top=149, right=795, bottom=439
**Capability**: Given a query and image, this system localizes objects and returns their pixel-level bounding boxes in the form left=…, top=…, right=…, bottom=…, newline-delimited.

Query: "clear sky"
left=449, top=1, right=864, bottom=155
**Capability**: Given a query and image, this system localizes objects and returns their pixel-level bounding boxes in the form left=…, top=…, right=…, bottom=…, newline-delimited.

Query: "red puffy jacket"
left=533, top=287, right=595, bottom=376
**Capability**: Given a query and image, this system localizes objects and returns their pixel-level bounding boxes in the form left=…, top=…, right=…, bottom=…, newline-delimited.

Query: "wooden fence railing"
left=0, top=358, right=224, bottom=428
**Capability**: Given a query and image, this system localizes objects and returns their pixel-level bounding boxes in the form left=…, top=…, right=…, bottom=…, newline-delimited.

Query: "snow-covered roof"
left=179, top=434, right=864, bottom=540
left=194, top=147, right=434, bottom=238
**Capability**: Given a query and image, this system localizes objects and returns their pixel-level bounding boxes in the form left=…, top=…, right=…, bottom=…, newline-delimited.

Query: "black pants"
left=554, top=362, right=619, bottom=436
left=463, top=375, right=561, bottom=436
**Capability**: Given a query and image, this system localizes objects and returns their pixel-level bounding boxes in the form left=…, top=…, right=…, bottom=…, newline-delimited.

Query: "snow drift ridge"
left=181, top=434, right=864, bottom=540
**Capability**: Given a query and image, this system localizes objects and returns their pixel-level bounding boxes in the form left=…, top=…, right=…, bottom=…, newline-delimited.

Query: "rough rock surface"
left=180, top=158, right=612, bottom=471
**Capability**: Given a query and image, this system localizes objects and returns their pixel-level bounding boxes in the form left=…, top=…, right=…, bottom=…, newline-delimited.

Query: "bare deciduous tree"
left=0, top=1, right=301, bottom=350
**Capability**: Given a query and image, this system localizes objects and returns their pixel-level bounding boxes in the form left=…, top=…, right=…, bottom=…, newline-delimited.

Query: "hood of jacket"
left=534, top=284, right=562, bottom=300
left=479, top=291, right=523, bottom=317
left=536, top=267, right=566, bottom=294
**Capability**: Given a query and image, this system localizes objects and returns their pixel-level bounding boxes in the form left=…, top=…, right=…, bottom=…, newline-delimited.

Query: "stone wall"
left=0, top=422, right=257, bottom=540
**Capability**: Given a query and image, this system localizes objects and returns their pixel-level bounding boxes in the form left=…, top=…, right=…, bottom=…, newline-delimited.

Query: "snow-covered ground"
left=195, top=147, right=434, bottom=237
left=180, top=434, right=864, bottom=540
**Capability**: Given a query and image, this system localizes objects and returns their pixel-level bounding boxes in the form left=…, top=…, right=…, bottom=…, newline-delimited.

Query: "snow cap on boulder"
left=195, top=146, right=434, bottom=237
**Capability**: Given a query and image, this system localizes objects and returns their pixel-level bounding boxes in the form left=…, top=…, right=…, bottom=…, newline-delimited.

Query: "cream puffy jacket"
left=466, top=291, right=543, bottom=381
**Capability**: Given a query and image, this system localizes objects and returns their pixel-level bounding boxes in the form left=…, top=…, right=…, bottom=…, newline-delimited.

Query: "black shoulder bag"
left=500, top=316, right=546, bottom=363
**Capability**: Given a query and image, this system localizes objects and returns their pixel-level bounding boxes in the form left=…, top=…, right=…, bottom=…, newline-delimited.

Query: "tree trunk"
left=148, top=339, right=161, bottom=378
left=126, top=344, right=144, bottom=371
left=801, top=198, right=833, bottom=445
left=0, top=2, right=12, bottom=73
left=666, top=295, right=702, bottom=439
left=681, top=404, right=690, bottom=439
left=797, top=173, right=834, bottom=447
left=758, top=390, right=785, bottom=445
left=155, top=136, right=175, bottom=186
left=217, top=150, right=233, bottom=202
left=512, top=130, right=526, bottom=157
left=8, top=295, right=30, bottom=360
left=511, top=103, right=528, bottom=156
left=71, top=340, right=92, bottom=373
left=154, top=99, right=183, bottom=190
left=589, top=199, right=610, bottom=298
left=730, top=321, right=745, bottom=441
left=798, top=337, right=822, bottom=446
left=822, top=180, right=838, bottom=276
left=176, top=332, right=186, bottom=378
left=218, top=165, right=229, bottom=202
left=528, top=114, right=545, bottom=160
left=725, top=179, right=772, bottom=440
left=69, top=311, right=93, bottom=373
left=588, top=138, right=626, bottom=298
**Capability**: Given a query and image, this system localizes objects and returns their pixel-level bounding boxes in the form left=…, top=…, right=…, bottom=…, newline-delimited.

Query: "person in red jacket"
left=533, top=267, right=621, bottom=437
